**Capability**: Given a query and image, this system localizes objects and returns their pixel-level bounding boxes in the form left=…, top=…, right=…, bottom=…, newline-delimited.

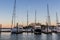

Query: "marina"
left=0, top=26, right=60, bottom=34
left=0, top=0, right=60, bottom=40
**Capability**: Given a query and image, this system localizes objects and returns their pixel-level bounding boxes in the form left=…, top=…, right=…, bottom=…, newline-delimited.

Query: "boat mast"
left=26, top=10, right=28, bottom=33
left=56, top=12, right=59, bottom=26
left=47, top=4, right=51, bottom=32
left=11, top=15, right=13, bottom=29
left=12, top=0, right=16, bottom=28
left=47, top=4, right=51, bottom=26
left=27, top=10, right=28, bottom=26
left=11, top=0, right=16, bottom=30
left=35, top=10, right=37, bottom=25
left=56, top=12, right=59, bottom=32
left=16, top=23, right=18, bottom=33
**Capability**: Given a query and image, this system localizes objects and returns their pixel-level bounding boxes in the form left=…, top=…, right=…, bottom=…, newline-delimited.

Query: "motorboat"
left=34, top=26, right=41, bottom=34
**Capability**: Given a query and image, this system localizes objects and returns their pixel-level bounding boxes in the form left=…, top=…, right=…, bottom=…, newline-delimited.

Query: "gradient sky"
left=0, top=0, right=60, bottom=28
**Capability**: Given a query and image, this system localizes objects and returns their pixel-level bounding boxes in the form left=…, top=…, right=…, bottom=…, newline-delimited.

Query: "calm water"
left=0, top=32, right=60, bottom=40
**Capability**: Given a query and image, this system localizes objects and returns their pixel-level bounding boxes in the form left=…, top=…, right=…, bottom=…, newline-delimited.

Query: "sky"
left=0, top=0, right=60, bottom=28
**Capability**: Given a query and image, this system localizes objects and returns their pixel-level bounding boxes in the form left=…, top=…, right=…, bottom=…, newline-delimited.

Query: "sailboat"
left=42, top=22, right=52, bottom=34
left=42, top=4, right=52, bottom=34
left=34, top=10, right=41, bottom=34
left=52, top=27, right=57, bottom=33
left=11, top=0, right=23, bottom=34
left=11, top=23, right=23, bottom=34
left=56, top=13, right=60, bottom=33
left=52, top=13, right=57, bottom=33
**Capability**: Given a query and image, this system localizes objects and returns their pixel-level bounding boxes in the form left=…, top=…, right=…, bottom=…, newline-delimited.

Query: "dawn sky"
left=0, top=0, right=60, bottom=28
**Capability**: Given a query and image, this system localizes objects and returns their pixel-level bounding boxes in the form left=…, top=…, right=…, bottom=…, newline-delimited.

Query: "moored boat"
left=34, top=26, right=41, bottom=34
left=11, top=23, right=23, bottom=34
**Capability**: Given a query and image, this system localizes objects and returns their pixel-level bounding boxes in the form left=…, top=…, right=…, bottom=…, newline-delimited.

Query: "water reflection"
left=0, top=32, right=11, bottom=40
left=41, top=33, right=47, bottom=40
left=34, top=34, right=41, bottom=40
left=22, top=33, right=34, bottom=40
left=0, top=33, right=1, bottom=40
left=47, top=34, right=52, bottom=40
left=0, top=32, right=60, bottom=40
left=10, top=34, right=23, bottom=40
left=10, top=34, right=18, bottom=40
left=10, top=33, right=35, bottom=40
left=52, top=33, right=57, bottom=40
left=57, top=33, right=60, bottom=40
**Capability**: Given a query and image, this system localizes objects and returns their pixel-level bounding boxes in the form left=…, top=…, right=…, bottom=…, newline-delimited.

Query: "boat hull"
left=34, top=29, right=41, bottom=34
left=11, top=31, right=23, bottom=34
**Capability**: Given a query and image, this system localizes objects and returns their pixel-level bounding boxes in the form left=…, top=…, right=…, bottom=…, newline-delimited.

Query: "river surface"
left=0, top=32, right=60, bottom=40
